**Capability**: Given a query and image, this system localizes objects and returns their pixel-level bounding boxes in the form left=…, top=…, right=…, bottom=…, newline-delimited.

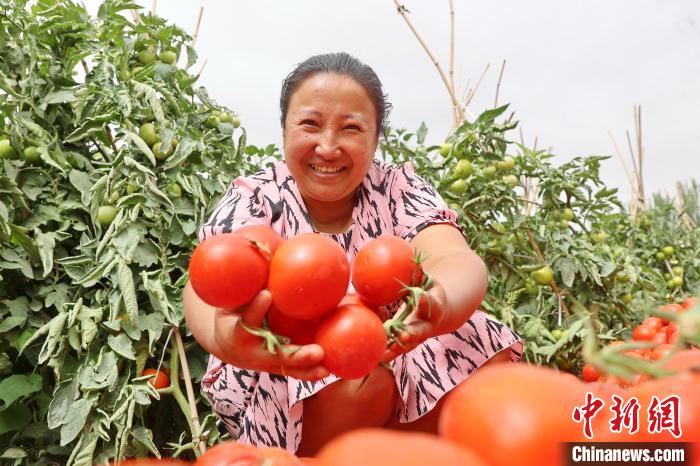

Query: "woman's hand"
left=381, top=281, right=447, bottom=363
left=214, top=289, right=330, bottom=381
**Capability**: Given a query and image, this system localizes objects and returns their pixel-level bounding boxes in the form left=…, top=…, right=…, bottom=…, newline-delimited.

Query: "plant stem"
left=174, top=326, right=207, bottom=454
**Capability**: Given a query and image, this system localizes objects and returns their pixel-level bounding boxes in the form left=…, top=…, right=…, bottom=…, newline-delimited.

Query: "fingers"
left=277, top=343, right=325, bottom=367
left=281, top=365, right=330, bottom=381
left=240, top=289, right=272, bottom=327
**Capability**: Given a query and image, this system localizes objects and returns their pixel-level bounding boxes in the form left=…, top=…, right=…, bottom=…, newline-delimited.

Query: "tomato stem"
left=240, top=322, right=291, bottom=354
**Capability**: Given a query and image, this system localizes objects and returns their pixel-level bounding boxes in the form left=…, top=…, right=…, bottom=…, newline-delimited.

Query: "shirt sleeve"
left=197, top=175, right=270, bottom=242
left=389, top=162, right=460, bottom=241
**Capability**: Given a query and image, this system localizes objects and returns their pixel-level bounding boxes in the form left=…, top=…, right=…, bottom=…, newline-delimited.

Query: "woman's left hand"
left=381, top=281, right=448, bottom=363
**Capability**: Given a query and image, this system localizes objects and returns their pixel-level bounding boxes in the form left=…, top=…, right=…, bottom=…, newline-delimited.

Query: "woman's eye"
left=301, top=119, right=318, bottom=126
left=345, top=124, right=360, bottom=131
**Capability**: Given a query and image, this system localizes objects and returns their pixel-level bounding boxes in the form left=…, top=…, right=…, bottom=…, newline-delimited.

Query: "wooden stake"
left=192, top=7, right=204, bottom=47
left=608, top=130, right=636, bottom=194
left=151, top=0, right=157, bottom=16
left=393, top=0, right=463, bottom=123
left=494, top=59, right=506, bottom=108
left=463, top=62, right=490, bottom=108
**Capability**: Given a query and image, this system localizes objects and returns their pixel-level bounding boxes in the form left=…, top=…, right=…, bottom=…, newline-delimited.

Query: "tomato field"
left=0, top=1, right=699, bottom=465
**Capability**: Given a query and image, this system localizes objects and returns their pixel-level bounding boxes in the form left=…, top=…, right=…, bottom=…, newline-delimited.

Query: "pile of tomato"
left=188, top=227, right=425, bottom=379
left=581, top=296, right=698, bottom=387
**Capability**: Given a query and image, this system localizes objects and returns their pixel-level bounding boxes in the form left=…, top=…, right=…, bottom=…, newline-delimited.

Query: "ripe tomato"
left=317, top=429, right=488, bottom=466
left=314, top=301, right=387, bottom=379
left=642, top=317, right=664, bottom=331
left=439, top=364, right=587, bottom=466
left=664, top=349, right=700, bottom=372
left=234, top=225, right=284, bottom=261
left=351, top=235, right=423, bottom=307
left=651, top=331, right=667, bottom=345
left=632, top=324, right=657, bottom=342
left=581, top=363, right=601, bottom=382
left=268, top=234, right=350, bottom=320
left=142, top=368, right=170, bottom=390
left=681, top=296, right=698, bottom=310
left=194, top=441, right=302, bottom=465
left=267, top=306, right=321, bottom=345
left=189, top=233, right=268, bottom=308
left=650, top=343, right=675, bottom=362
left=659, top=303, right=684, bottom=324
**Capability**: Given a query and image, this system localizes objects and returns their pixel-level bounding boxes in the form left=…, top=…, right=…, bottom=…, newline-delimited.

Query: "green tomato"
left=482, top=165, right=497, bottom=178
left=118, top=69, right=131, bottom=81
left=139, top=123, right=159, bottom=146
left=673, top=276, right=684, bottom=287
left=497, top=156, right=515, bottom=171
left=551, top=329, right=567, bottom=341
left=617, top=272, right=630, bottom=283
left=621, top=293, right=632, bottom=304
left=453, top=160, right=473, bottom=179
left=217, top=112, right=234, bottom=123
left=664, top=272, right=672, bottom=281
left=160, top=50, right=177, bottom=65
left=230, top=116, right=241, bottom=128
left=453, top=146, right=466, bottom=159
left=672, top=266, right=683, bottom=276
left=23, top=145, right=41, bottom=163
left=667, top=279, right=676, bottom=289
left=559, top=219, right=570, bottom=229
left=592, top=231, right=608, bottom=243
left=152, top=142, right=173, bottom=161
left=137, top=48, right=157, bottom=65
left=525, top=280, right=539, bottom=296
left=438, top=143, right=451, bottom=157
left=502, top=174, right=519, bottom=187
left=166, top=182, right=182, bottom=198
left=562, top=208, right=575, bottom=221
left=108, top=191, right=121, bottom=204
left=662, top=246, right=674, bottom=256
left=97, top=205, right=118, bottom=227
left=531, top=266, right=554, bottom=286
left=448, top=179, right=467, bottom=195
left=656, top=251, right=666, bottom=261
left=0, top=139, right=16, bottom=158
left=205, top=115, right=219, bottom=128
left=126, top=182, right=139, bottom=195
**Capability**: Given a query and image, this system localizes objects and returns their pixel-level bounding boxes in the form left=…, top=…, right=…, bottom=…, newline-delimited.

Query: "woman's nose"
left=315, top=130, right=340, bottom=157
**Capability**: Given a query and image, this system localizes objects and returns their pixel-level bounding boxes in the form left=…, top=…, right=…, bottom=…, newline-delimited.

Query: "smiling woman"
left=183, top=52, right=523, bottom=456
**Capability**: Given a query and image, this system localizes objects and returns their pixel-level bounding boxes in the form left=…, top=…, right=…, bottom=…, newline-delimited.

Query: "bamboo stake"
left=151, top=0, right=157, bottom=16
left=448, top=0, right=457, bottom=126
left=608, top=130, right=636, bottom=194
left=174, top=327, right=207, bottom=454
left=392, top=0, right=464, bottom=123
left=192, top=7, right=204, bottom=47
left=463, top=62, right=490, bottom=108
left=494, top=59, right=506, bottom=108
left=635, top=105, right=645, bottom=208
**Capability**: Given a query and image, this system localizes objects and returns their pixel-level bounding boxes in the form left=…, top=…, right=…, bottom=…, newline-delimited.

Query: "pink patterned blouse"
left=197, top=159, right=523, bottom=452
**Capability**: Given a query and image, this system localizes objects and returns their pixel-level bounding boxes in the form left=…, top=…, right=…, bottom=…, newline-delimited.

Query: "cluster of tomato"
left=188, top=226, right=424, bottom=379
left=581, top=296, right=698, bottom=387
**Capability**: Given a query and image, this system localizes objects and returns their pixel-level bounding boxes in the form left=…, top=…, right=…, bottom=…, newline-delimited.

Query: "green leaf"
left=60, top=398, right=93, bottom=446
left=0, top=374, right=42, bottom=409
left=0, top=404, right=31, bottom=436
left=116, top=260, right=138, bottom=322
left=35, top=229, right=57, bottom=278
left=0, top=315, right=26, bottom=332
left=130, top=427, right=160, bottom=458
left=69, top=169, right=93, bottom=193
left=42, top=89, right=77, bottom=104
left=416, top=122, right=428, bottom=145
left=107, top=334, right=136, bottom=360
left=126, top=131, right=157, bottom=166
left=556, top=257, right=577, bottom=288
left=163, top=136, right=197, bottom=170
left=38, top=312, right=68, bottom=364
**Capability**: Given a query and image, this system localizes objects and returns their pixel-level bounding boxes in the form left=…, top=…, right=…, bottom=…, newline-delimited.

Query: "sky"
left=83, top=0, right=700, bottom=204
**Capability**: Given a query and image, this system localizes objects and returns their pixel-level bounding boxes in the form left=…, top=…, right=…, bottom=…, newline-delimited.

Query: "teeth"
left=311, top=164, right=343, bottom=174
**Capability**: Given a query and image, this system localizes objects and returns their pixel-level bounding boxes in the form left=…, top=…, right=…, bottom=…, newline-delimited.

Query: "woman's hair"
left=280, top=52, right=392, bottom=136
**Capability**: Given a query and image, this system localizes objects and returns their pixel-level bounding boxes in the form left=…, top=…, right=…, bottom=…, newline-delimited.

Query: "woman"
left=183, top=52, right=523, bottom=456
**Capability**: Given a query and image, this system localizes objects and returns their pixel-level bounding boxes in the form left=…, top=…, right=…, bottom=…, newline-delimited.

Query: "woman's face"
left=283, top=73, right=378, bottom=206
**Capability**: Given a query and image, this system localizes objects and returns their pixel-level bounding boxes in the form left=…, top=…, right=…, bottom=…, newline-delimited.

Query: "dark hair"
left=280, top=52, right=392, bottom=136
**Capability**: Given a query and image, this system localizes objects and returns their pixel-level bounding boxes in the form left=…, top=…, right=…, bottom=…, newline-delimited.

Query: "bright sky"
left=84, top=0, right=700, bottom=204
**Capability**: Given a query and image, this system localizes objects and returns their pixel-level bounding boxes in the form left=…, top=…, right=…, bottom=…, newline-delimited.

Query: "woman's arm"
left=409, top=223, right=488, bottom=335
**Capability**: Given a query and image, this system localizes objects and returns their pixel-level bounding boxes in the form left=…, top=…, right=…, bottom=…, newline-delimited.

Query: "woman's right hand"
left=214, top=289, right=330, bottom=381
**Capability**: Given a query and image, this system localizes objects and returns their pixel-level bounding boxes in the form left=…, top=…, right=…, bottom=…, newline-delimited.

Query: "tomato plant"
left=314, top=301, right=388, bottom=379
left=268, top=233, right=350, bottom=320
left=189, top=233, right=269, bottom=308
left=351, top=235, right=422, bottom=307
